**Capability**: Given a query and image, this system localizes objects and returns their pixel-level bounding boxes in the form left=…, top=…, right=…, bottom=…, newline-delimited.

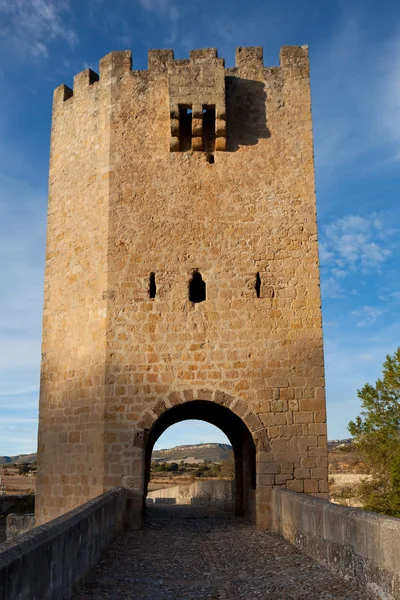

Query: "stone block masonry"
left=0, top=488, right=137, bottom=600
left=272, top=488, right=400, bottom=600
left=5, top=513, right=35, bottom=540
left=147, top=479, right=235, bottom=511
left=36, top=44, right=327, bottom=528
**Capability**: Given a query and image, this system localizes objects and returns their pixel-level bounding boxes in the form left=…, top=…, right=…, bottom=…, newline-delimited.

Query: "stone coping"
left=0, top=487, right=129, bottom=600
left=272, top=488, right=400, bottom=600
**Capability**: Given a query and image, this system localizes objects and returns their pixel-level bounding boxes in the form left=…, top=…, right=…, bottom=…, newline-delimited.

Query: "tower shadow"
left=225, top=77, right=270, bottom=151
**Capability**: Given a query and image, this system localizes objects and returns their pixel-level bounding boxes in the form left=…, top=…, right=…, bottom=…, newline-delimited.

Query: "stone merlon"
left=53, top=45, right=309, bottom=105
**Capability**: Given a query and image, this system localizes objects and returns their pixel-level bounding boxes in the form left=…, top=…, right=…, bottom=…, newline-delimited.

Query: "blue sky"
left=1, top=0, right=400, bottom=454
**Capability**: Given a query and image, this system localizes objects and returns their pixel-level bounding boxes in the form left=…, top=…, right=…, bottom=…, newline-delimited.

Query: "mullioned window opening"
left=202, top=106, right=216, bottom=153
left=179, top=106, right=192, bottom=151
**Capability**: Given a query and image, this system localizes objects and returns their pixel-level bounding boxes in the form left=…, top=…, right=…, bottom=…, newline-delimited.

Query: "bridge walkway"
left=73, top=504, right=364, bottom=600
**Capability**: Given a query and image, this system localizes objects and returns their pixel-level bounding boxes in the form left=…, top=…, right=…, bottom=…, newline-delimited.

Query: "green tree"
left=18, top=464, right=30, bottom=476
left=348, top=348, right=400, bottom=517
left=151, top=462, right=166, bottom=472
left=166, top=462, right=179, bottom=472
left=220, top=456, right=235, bottom=479
left=208, top=464, right=221, bottom=478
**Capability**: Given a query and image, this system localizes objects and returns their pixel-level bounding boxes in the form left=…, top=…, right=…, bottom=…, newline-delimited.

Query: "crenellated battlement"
left=53, top=45, right=309, bottom=105
left=53, top=45, right=310, bottom=156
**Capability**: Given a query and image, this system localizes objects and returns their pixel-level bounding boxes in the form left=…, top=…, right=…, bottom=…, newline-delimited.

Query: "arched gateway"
left=143, top=394, right=263, bottom=519
left=36, top=45, right=328, bottom=529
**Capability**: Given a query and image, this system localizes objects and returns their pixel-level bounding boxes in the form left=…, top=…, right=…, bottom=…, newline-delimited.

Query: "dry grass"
left=0, top=467, right=36, bottom=495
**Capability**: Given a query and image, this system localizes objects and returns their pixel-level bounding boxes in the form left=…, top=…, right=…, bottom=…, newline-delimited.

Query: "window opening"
left=179, top=105, right=192, bottom=151
left=255, top=272, right=261, bottom=298
left=149, top=272, right=156, bottom=299
left=206, top=153, right=214, bottom=164
left=202, top=105, right=216, bottom=153
left=189, top=270, right=206, bottom=303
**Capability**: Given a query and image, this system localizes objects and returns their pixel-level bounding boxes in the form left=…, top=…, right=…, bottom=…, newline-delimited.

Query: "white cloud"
left=375, top=35, right=400, bottom=153
left=137, top=0, right=178, bottom=20
left=352, top=305, right=383, bottom=327
left=0, top=424, right=38, bottom=455
left=321, top=213, right=394, bottom=275
left=312, top=13, right=400, bottom=179
left=312, top=15, right=369, bottom=173
left=321, top=277, right=345, bottom=299
left=378, top=290, right=400, bottom=303
left=134, top=0, right=179, bottom=44
left=0, top=0, right=77, bottom=63
left=320, top=213, right=397, bottom=303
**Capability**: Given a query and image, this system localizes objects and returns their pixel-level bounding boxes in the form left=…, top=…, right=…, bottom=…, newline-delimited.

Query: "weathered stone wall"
left=147, top=479, right=235, bottom=510
left=272, top=488, right=400, bottom=600
left=36, top=67, right=111, bottom=524
left=0, top=495, right=35, bottom=544
left=0, top=488, right=131, bottom=600
left=37, top=45, right=327, bottom=528
left=6, top=513, right=35, bottom=540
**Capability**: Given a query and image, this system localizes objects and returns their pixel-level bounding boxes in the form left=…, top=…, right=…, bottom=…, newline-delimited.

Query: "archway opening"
left=144, top=401, right=256, bottom=519
left=148, top=421, right=235, bottom=511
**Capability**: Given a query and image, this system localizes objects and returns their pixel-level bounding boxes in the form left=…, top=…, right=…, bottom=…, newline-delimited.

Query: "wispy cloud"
left=379, top=290, right=400, bottom=303
left=321, top=277, right=345, bottom=299
left=312, top=14, right=368, bottom=172
left=352, top=305, right=383, bottom=327
left=312, top=12, right=400, bottom=179
left=0, top=424, right=38, bottom=455
left=320, top=213, right=394, bottom=276
left=0, top=173, right=45, bottom=406
left=134, top=0, right=180, bottom=45
left=0, top=0, right=77, bottom=62
left=137, top=0, right=178, bottom=21
left=320, top=213, right=397, bottom=301
left=1, top=418, right=37, bottom=424
left=375, top=35, right=400, bottom=156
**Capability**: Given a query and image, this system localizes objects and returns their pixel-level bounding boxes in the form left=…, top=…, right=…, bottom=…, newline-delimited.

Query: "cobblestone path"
left=73, top=505, right=365, bottom=600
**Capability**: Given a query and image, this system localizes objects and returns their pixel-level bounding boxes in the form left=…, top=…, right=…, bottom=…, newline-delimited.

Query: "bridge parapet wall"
left=272, top=488, right=400, bottom=600
left=0, top=488, right=140, bottom=600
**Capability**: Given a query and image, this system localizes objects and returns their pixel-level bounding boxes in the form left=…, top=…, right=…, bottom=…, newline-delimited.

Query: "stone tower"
left=36, top=46, right=328, bottom=528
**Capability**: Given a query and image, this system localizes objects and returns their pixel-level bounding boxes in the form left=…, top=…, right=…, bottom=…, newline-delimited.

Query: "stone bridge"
left=1, top=488, right=399, bottom=599
left=4, top=42, right=399, bottom=600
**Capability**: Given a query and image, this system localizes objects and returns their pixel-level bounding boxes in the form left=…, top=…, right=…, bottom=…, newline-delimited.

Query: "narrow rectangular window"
left=202, top=106, right=216, bottom=153
left=255, top=272, right=261, bottom=298
left=149, top=273, right=156, bottom=299
left=179, top=105, right=192, bottom=151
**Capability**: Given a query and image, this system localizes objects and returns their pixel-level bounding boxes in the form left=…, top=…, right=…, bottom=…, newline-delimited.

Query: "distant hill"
left=0, top=439, right=353, bottom=466
left=0, top=453, right=37, bottom=465
left=152, top=443, right=233, bottom=463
